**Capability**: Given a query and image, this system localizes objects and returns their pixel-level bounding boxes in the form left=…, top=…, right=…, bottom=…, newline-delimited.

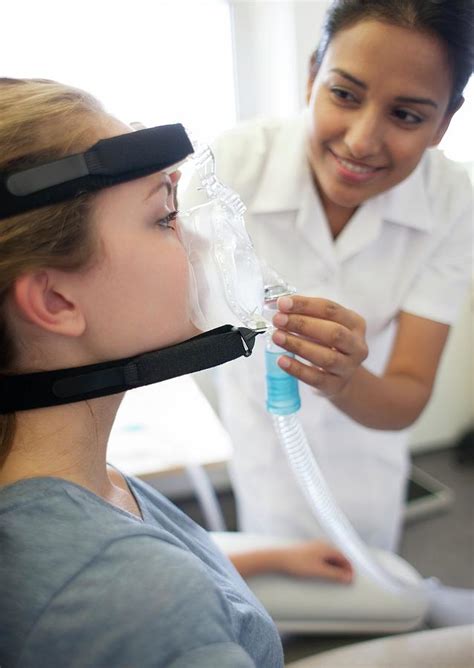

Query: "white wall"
left=230, top=1, right=299, bottom=119
left=230, top=0, right=329, bottom=119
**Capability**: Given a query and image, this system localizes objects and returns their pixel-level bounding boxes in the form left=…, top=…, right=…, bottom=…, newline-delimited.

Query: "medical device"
left=179, top=140, right=267, bottom=333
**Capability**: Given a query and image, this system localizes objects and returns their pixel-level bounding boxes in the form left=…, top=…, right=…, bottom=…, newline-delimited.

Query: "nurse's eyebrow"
left=394, top=95, right=438, bottom=108
left=330, top=68, right=438, bottom=108
left=330, top=68, right=367, bottom=89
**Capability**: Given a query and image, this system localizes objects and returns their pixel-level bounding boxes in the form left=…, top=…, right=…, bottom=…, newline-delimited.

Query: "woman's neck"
left=0, top=395, right=123, bottom=496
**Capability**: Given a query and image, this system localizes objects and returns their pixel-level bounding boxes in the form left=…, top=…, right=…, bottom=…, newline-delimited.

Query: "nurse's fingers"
left=272, top=313, right=358, bottom=356
left=323, top=549, right=354, bottom=575
left=277, top=295, right=366, bottom=334
left=318, top=561, right=354, bottom=584
left=276, top=354, right=344, bottom=397
left=272, top=331, right=349, bottom=376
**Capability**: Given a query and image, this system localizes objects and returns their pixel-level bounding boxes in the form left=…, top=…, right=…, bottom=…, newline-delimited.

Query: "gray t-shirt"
left=0, top=473, right=283, bottom=667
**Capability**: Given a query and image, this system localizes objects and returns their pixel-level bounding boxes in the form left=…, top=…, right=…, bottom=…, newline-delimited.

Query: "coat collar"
left=249, top=112, right=433, bottom=233
left=381, top=155, right=433, bottom=232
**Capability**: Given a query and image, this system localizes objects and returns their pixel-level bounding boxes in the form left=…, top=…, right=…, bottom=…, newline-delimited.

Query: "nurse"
left=183, top=0, right=473, bottom=551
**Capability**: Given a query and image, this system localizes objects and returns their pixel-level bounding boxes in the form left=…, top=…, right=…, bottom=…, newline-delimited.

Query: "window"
left=1, top=0, right=236, bottom=142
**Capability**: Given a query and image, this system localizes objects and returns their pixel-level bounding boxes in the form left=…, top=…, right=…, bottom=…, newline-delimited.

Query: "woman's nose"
left=343, top=109, right=384, bottom=160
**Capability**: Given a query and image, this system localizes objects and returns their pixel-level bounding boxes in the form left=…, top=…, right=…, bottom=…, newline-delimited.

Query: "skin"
left=1, top=118, right=352, bottom=582
left=230, top=540, right=353, bottom=583
left=272, top=20, right=461, bottom=428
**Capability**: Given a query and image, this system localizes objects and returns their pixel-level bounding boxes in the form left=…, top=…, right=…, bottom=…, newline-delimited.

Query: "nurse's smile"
left=328, top=148, right=387, bottom=184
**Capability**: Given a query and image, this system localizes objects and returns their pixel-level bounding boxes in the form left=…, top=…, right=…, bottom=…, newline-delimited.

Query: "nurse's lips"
left=329, top=149, right=386, bottom=184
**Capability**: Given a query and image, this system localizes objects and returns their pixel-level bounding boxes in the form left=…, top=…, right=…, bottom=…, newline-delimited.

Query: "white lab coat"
left=182, top=113, right=473, bottom=551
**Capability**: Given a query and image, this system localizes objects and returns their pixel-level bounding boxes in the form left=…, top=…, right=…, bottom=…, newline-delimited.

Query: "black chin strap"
left=0, top=325, right=261, bottom=414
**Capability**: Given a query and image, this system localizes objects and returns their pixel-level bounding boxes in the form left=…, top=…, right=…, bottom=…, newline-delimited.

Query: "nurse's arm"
left=228, top=541, right=353, bottom=583
left=329, top=312, right=450, bottom=429
left=272, top=296, right=449, bottom=430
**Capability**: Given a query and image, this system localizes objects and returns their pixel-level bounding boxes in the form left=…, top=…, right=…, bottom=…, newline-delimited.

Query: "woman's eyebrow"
left=329, top=68, right=438, bottom=108
left=145, top=179, right=172, bottom=202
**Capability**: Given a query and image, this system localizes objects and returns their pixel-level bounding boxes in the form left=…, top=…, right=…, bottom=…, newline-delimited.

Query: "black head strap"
left=0, top=124, right=193, bottom=220
left=0, top=326, right=260, bottom=414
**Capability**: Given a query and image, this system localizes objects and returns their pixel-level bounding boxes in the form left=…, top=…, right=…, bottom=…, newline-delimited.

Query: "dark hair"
left=310, top=0, right=474, bottom=110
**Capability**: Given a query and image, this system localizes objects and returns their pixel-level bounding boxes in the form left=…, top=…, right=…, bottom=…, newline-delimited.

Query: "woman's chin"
left=186, top=323, right=202, bottom=339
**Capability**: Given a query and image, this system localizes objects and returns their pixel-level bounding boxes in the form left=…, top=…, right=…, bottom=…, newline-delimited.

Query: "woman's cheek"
left=174, top=248, right=197, bottom=326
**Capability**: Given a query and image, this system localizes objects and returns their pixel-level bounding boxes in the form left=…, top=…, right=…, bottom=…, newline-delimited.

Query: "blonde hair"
left=0, top=78, right=113, bottom=463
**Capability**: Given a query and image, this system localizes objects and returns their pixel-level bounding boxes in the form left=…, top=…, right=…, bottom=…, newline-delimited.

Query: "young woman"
left=182, top=0, right=473, bottom=551
left=0, top=78, right=354, bottom=667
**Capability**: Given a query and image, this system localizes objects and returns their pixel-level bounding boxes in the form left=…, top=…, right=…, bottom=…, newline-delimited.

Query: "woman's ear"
left=12, top=270, right=86, bottom=337
left=430, top=96, right=464, bottom=147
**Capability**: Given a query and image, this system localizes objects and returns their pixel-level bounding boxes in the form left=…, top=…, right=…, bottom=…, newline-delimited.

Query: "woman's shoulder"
left=0, top=479, right=254, bottom=666
left=17, top=536, right=257, bottom=667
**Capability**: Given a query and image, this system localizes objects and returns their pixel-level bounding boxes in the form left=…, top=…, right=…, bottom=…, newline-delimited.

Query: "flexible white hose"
left=271, top=412, right=426, bottom=600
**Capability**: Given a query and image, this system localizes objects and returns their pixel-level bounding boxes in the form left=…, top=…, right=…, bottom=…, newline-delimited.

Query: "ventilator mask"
left=180, top=141, right=267, bottom=331
left=0, top=124, right=267, bottom=414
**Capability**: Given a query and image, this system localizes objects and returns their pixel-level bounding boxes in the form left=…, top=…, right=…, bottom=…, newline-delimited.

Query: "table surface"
left=107, top=376, right=233, bottom=478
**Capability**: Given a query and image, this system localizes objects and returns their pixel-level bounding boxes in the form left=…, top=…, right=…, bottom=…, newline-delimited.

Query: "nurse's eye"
left=155, top=210, right=179, bottom=230
left=330, top=87, right=358, bottom=104
left=392, top=108, right=423, bottom=125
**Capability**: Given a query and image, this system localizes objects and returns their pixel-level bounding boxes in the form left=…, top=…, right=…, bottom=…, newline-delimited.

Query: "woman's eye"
left=155, top=210, right=179, bottom=229
left=330, top=87, right=357, bottom=103
left=393, top=109, right=423, bottom=125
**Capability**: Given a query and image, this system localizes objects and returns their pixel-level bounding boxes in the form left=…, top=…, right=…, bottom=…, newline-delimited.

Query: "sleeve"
left=19, top=536, right=256, bottom=668
left=401, top=178, right=473, bottom=325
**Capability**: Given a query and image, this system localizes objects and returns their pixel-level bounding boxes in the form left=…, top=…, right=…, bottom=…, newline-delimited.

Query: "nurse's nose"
left=343, top=108, right=384, bottom=160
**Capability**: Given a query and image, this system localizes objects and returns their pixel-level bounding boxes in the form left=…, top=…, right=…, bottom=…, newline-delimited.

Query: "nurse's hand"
left=272, top=295, right=368, bottom=398
left=277, top=541, right=354, bottom=583
left=229, top=540, right=353, bottom=583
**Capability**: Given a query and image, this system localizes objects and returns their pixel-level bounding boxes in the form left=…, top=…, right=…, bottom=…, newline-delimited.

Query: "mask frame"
left=0, top=124, right=193, bottom=220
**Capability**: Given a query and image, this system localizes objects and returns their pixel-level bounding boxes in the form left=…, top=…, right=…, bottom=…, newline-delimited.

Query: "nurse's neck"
left=314, top=180, right=358, bottom=240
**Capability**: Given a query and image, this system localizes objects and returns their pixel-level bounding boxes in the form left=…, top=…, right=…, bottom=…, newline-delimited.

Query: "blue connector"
left=265, top=346, right=301, bottom=415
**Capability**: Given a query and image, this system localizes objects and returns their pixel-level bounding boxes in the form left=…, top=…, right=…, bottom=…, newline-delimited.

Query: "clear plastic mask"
left=178, top=143, right=267, bottom=332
